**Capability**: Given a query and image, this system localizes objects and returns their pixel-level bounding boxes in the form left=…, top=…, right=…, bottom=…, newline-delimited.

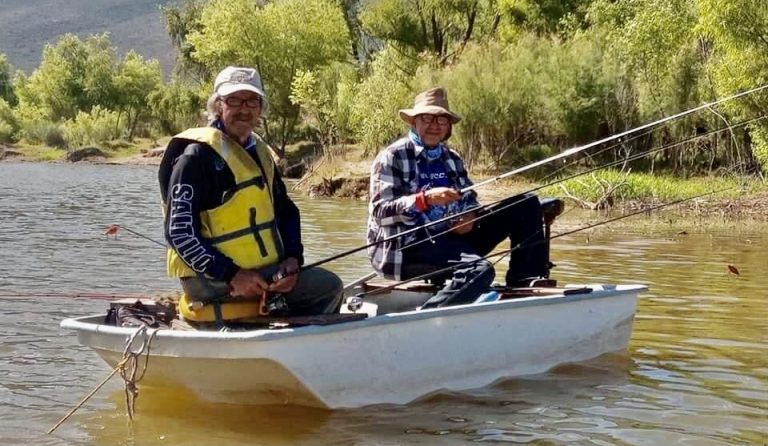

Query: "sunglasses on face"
left=223, top=97, right=262, bottom=108
left=418, top=114, right=451, bottom=126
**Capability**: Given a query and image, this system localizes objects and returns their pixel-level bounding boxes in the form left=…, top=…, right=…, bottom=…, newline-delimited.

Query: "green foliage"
left=0, top=54, right=15, bottom=105
left=587, top=0, right=702, bottom=117
left=188, top=0, right=353, bottom=153
left=416, top=36, right=624, bottom=168
left=290, top=63, right=358, bottom=146
left=748, top=126, right=768, bottom=173
left=696, top=0, right=768, bottom=173
left=147, top=78, right=205, bottom=135
left=348, top=45, right=417, bottom=153
left=14, top=34, right=119, bottom=121
left=550, top=169, right=746, bottom=202
left=0, top=98, right=18, bottom=143
left=424, top=39, right=550, bottom=166
left=113, top=51, right=163, bottom=139
left=20, top=120, right=66, bottom=148
left=496, top=0, right=592, bottom=39
left=160, top=0, right=210, bottom=79
left=360, top=0, right=498, bottom=59
left=62, top=105, right=124, bottom=148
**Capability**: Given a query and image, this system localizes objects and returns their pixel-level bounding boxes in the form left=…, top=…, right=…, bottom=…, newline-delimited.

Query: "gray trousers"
left=180, top=266, right=344, bottom=316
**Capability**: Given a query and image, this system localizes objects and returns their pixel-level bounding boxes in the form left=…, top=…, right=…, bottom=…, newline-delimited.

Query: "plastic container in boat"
left=474, top=290, right=500, bottom=303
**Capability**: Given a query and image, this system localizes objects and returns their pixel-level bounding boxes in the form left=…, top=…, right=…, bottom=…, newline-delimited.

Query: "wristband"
left=415, top=191, right=429, bottom=212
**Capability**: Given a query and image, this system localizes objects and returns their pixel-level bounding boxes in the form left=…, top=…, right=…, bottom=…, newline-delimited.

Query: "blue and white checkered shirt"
left=367, top=135, right=478, bottom=280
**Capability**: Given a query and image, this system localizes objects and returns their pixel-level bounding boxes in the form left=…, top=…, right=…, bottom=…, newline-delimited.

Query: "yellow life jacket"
left=160, top=127, right=283, bottom=322
left=178, top=292, right=265, bottom=322
left=163, top=126, right=282, bottom=278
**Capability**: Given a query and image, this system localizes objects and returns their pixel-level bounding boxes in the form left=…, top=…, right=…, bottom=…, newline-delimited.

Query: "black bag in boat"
left=104, top=299, right=176, bottom=329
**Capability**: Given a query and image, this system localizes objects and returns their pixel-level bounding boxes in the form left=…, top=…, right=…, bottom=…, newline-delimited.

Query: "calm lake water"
left=0, top=162, right=766, bottom=445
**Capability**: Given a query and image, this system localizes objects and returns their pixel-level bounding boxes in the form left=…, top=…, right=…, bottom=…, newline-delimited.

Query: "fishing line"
left=106, top=88, right=768, bottom=270
left=303, top=99, right=768, bottom=271
left=104, top=224, right=165, bottom=248
left=461, top=84, right=768, bottom=194
left=396, top=113, right=768, bottom=252
left=354, top=186, right=735, bottom=299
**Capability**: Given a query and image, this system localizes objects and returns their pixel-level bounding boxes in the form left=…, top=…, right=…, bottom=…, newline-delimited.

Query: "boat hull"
left=62, top=284, right=645, bottom=409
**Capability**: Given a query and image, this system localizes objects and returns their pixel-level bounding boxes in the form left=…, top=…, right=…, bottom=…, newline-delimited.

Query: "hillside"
left=0, top=0, right=177, bottom=75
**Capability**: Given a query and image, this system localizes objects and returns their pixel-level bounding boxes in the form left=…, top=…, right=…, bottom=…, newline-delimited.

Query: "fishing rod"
left=107, top=87, right=768, bottom=271
left=350, top=186, right=736, bottom=301
left=0, top=291, right=156, bottom=300
left=397, top=113, right=768, bottom=251
left=460, top=84, right=768, bottom=194
left=304, top=111, right=768, bottom=269
left=104, top=224, right=165, bottom=248
left=106, top=109, right=764, bottom=278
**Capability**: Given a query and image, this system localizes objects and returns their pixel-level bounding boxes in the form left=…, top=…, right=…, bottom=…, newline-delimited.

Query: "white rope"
left=119, top=325, right=159, bottom=420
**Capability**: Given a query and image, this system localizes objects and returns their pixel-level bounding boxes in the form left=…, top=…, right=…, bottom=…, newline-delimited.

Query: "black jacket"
left=159, top=142, right=303, bottom=282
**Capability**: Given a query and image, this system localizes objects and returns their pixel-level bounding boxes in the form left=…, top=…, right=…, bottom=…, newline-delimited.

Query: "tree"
left=14, top=33, right=118, bottom=122
left=161, top=0, right=211, bottom=81
left=188, top=0, right=353, bottom=156
left=113, top=51, right=163, bottom=139
left=697, top=0, right=768, bottom=173
left=290, top=62, right=358, bottom=148
left=0, top=54, right=15, bottom=105
left=147, top=79, right=206, bottom=135
left=360, top=0, right=497, bottom=61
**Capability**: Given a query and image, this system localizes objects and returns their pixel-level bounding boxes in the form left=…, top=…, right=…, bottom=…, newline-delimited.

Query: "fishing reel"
left=346, top=294, right=364, bottom=312
left=266, top=293, right=289, bottom=316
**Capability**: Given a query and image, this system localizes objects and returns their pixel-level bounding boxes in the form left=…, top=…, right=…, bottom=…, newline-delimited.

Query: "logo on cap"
left=229, top=70, right=253, bottom=84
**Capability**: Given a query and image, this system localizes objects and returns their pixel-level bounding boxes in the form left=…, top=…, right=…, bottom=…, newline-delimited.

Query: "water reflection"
left=82, top=392, right=332, bottom=446
left=1, top=163, right=766, bottom=445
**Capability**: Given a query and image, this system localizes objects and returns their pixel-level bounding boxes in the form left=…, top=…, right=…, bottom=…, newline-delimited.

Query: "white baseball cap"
left=214, top=66, right=268, bottom=111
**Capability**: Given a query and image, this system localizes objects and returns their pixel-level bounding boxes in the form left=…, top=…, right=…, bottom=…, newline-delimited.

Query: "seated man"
left=366, top=87, right=551, bottom=308
left=159, top=66, right=343, bottom=323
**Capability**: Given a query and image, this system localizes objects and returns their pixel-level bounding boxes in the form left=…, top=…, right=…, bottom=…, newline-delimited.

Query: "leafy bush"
left=290, top=62, right=358, bottom=146
left=0, top=99, right=18, bottom=143
left=749, top=126, right=768, bottom=175
left=20, top=120, right=66, bottom=148
left=349, top=45, right=417, bottom=153
left=147, top=79, right=205, bottom=135
left=62, top=106, right=124, bottom=148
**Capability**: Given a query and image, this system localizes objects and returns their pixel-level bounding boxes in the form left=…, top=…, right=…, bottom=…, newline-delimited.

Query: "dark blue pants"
left=402, top=193, right=549, bottom=308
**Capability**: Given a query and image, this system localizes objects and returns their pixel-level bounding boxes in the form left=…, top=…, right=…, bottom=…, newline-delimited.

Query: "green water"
left=0, top=162, right=765, bottom=445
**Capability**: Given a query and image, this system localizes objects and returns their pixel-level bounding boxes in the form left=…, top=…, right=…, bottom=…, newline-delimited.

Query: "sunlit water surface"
left=0, top=162, right=765, bottom=445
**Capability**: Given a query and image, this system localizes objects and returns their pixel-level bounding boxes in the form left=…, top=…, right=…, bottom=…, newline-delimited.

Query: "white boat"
left=60, top=282, right=647, bottom=409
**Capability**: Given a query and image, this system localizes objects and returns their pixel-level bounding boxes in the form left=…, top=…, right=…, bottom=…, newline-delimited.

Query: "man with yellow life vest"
left=159, top=66, right=343, bottom=323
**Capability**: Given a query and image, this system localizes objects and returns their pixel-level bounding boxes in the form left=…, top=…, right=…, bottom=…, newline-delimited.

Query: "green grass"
left=8, top=136, right=164, bottom=162
left=543, top=169, right=765, bottom=203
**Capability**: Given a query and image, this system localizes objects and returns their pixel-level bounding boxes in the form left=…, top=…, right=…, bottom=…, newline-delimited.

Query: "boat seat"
left=360, top=275, right=439, bottom=313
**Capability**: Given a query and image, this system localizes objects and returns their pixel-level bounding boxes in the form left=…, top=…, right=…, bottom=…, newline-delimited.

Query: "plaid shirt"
left=367, top=136, right=478, bottom=280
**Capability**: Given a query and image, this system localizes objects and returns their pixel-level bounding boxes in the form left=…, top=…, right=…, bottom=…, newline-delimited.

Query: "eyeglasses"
left=418, top=114, right=451, bottom=126
left=223, top=97, right=262, bottom=108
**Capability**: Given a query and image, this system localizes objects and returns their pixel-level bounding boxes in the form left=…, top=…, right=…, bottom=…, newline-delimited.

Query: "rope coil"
left=47, top=325, right=158, bottom=434
left=120, top=325, right=159, bottom=420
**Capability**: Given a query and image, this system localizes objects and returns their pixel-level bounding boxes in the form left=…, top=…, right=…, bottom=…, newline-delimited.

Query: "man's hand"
left=269, top=257, right=300, bottom=294
left=450, top=211, right=476, bottom=235
left=425, top=187, right=462, bottom=206
left=229, top=269, right=269, bottom=299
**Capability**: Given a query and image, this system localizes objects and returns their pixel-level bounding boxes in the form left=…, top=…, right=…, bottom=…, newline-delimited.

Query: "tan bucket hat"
left=399, top=87, right=461, bottom=124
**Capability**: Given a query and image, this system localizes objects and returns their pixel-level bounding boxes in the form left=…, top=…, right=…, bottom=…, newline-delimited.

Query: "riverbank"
left=3, top=142, right=767, bottom=221
left=288, top=148, right=768, bottom=222
left=0, top=139, right=166, bottom=165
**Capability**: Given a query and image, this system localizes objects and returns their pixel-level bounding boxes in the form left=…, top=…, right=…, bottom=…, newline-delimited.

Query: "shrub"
left=0, top=99, right=18, bottom=143
left=62, top=106, right=124, bottom=148
left=19, top=120, right=66, bottom=148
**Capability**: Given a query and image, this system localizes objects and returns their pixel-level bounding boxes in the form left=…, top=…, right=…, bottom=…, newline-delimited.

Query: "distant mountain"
left=0, top=0, right=177, bottom=75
